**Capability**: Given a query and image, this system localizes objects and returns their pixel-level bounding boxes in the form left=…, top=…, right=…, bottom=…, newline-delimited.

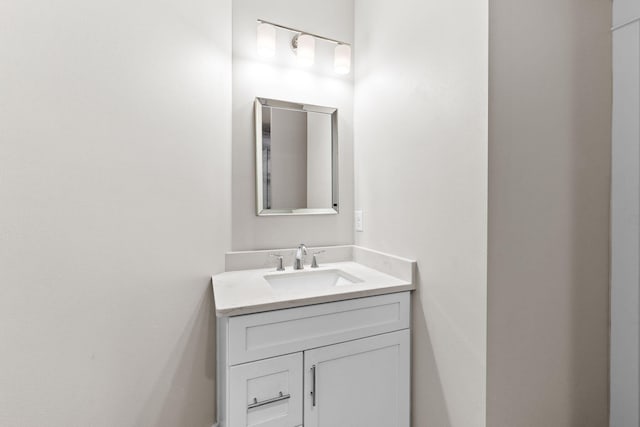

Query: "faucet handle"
left=310, top=250, right=325, bottom=268
left=269, top=254, right=285, bottom=271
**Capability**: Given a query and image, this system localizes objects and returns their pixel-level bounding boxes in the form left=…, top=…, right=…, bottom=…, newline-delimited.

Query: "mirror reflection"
left=255, top=98, right=338, bottom=215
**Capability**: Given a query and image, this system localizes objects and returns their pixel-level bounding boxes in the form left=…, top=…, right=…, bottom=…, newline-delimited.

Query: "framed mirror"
left=255, top=97, right=338, bottom=216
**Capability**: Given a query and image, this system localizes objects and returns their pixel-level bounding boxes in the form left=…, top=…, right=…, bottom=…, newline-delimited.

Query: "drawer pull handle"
left=248, top=391, right=291, bottom=410
left=311, top=365, right=317, bottom=407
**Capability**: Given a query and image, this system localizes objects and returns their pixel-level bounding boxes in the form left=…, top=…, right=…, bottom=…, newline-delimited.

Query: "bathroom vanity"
left=212, top=246, right=415, bottom=427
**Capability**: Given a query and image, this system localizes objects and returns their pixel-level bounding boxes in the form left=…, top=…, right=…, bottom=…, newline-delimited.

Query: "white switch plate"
left=355, top=210, right=364, bottom=232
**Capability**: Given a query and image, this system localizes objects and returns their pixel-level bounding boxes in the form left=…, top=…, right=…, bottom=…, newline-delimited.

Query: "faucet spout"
left=294, top=243, right=308, bottom=270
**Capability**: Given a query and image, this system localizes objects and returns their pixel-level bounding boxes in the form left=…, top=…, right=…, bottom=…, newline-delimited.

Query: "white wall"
left=269, top=108, right=308, bottom=209
left=307, top=113, right=333, bottom=209
left=611, top=0, right=640, bottom=424
left=354, top=1, right=488, bottom=426
left=0, top=1, right=231, bottom=426
left=232, top=0, right=354, bottom=251
left=487, top=0, right=611, bottom=425
left=614, top=0, right=640, bottom=28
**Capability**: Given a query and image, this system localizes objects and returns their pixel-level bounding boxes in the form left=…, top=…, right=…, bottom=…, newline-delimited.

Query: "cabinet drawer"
left=227, top=292, right=410, bottom=365
left=229, top=353, right=303, bottom=427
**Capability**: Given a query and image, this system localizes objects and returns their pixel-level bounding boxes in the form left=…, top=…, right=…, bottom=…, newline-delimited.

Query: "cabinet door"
left=304, top=330, right=410, bottom=427
left=229, top=353, right=303, bottom=427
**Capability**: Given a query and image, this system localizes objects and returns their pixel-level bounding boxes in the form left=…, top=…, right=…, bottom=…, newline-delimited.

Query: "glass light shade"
left=296, top=34, right=315, bottom=66
left=334, top=44, right=351, bottom=74
left=257, top=23, right=276, bottom=57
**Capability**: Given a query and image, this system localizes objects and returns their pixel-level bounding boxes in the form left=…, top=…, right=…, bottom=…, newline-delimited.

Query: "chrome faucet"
left=294, top=243, right=308, bottom=270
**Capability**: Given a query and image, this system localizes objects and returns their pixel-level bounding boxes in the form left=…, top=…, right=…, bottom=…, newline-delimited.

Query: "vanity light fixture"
left=256, top=22, right=276, bottom=57
left=256, top=19, right=351, bottom=74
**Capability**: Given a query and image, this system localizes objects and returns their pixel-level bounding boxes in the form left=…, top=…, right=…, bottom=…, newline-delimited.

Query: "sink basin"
left=264, top=269, right=363, bottom=293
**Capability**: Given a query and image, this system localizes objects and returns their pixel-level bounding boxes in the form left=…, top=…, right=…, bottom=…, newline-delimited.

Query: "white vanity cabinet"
left=216, top=291, right=411, bottom=427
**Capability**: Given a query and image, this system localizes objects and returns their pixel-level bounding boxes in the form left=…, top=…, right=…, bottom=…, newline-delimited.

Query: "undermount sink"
left=264, top=269, right=363, bottom=293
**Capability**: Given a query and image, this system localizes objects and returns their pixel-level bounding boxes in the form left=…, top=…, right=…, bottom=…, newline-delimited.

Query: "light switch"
left=355, top=210, right=364, bottom=232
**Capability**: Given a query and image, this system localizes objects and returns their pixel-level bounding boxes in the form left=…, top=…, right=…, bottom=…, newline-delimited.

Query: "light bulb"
left=334, top=44, right=351, bottom=75
left=296, top=34, right=315, bottom=66
left=257, top=22, right=276, bottom=58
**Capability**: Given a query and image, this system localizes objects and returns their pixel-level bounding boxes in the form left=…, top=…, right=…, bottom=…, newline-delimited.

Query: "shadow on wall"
left=136, top=283, right=217, bottom=427
left=568, top=9, right=611, bottom=426
left=412, top=267, right=453, bottom=427
left=486, top=0, right=610, bottom=423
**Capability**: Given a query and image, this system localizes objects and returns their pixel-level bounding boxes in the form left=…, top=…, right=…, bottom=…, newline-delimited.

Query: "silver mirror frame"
left=255, top=97, right=339, bottom=216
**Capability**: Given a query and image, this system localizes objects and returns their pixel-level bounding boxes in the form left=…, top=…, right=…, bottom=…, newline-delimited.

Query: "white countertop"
left=212, top=261, right=414, bottom=317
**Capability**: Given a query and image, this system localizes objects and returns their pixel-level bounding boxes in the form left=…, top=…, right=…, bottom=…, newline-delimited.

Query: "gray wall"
left=0, top=1, right=231, bottom=426
left=487, top=0, right=611, bottom=425
left=354, top=0, right=489, bottom=425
